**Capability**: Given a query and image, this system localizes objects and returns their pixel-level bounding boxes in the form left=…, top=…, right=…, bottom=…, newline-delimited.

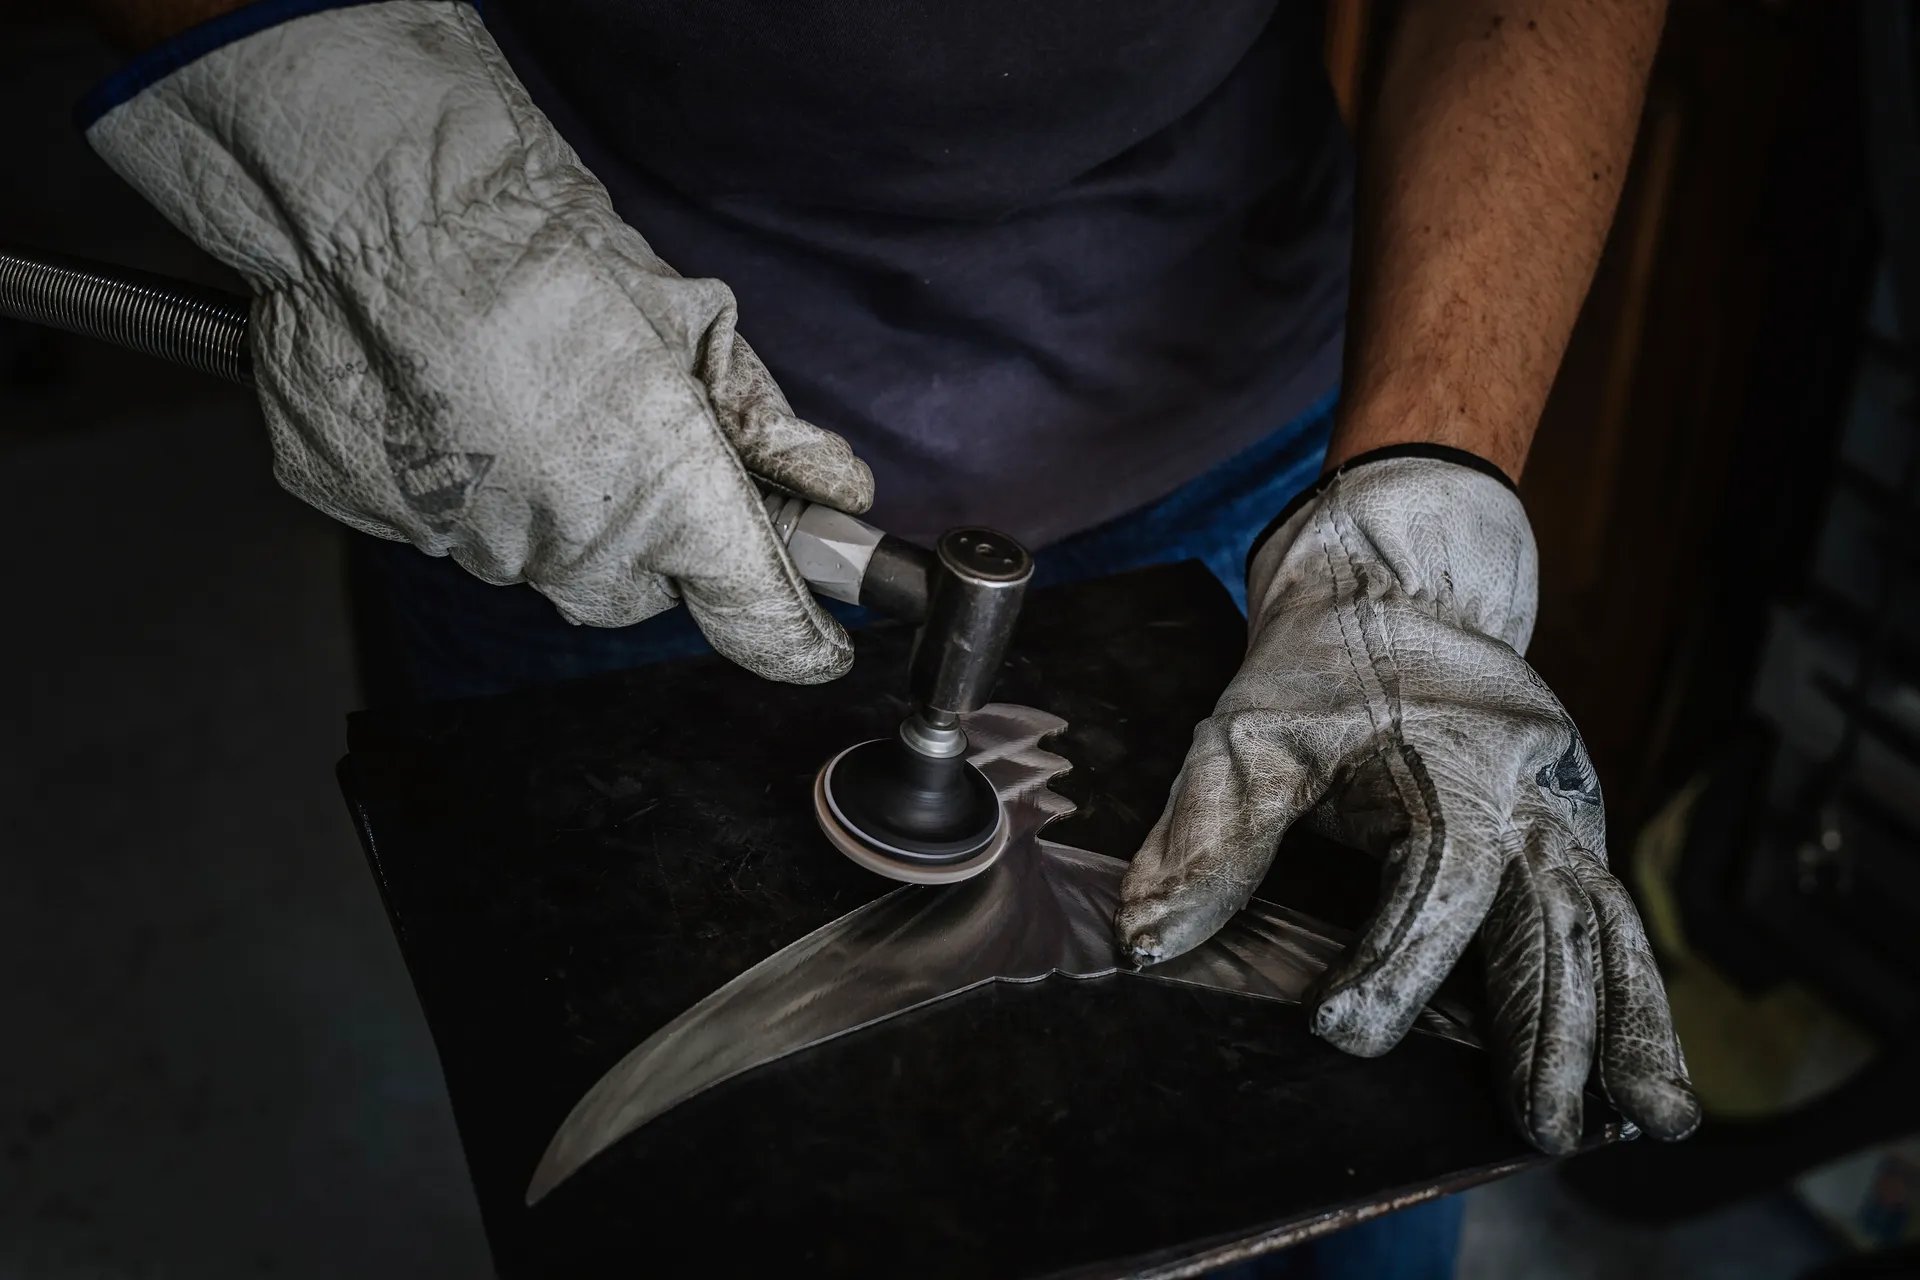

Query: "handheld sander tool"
left=763, top=499, right=1033, bottom=883
left=1, top=242, right=1036, bottom=885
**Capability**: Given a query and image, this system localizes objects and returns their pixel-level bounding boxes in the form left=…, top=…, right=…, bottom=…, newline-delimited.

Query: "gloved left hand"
left=1116, top=447, right=1701, bottom=1154
left=82, top=1, right=871, bottom=685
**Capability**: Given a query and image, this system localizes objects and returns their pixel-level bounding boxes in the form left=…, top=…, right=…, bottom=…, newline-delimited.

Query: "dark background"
left=1, top=0, right=1907, bottom=1276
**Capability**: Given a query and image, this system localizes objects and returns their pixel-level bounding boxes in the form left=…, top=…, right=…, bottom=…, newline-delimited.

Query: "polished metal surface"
left=526, top=703, right=1477, bottom=1204
left=940, top=527, right=1032, bottom=583
left=910, top=528, right=1033, bottom=719
left=0, top=244, right=252, bottom=385
left=762, top=492, right=807, bottom=544
left=897, top=710, right=967, bottom=759
left=783, top=502, right=886, bottom=605
left=857, top=535, right=935, bottom=622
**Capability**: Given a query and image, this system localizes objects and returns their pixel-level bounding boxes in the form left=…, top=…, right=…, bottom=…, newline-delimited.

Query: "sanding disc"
left=813, top=744, right=1011, bottom=885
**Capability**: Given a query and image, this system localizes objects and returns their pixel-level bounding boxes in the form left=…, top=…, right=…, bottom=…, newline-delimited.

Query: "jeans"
left=1212, top=1197, right=1467, bottom=1280
left=345, top=386, right=1462, bottom=1277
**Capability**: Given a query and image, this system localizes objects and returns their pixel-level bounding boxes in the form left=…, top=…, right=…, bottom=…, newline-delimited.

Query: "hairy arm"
left=81, top=0, right=250, bottom=50
left=1327, top=0, right=1665, bottom=479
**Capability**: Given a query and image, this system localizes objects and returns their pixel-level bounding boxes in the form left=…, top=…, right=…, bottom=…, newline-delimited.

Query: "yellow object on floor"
left=1631, top=778, right=1879, bottom=1121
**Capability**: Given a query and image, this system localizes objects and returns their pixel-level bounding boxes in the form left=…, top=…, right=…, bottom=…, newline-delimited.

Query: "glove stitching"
left=1323, top=487, right=1448, bottom=990
left=1501, top=847, right=1548, bottom=1138
left=1579, top=870, right=1612, bottom=1110
left=1518, top=837, right=1602, bottom=1145
left=1503, top=526, right=1527, bottom=654
left=1564, top=856, right=1626, bottom=1114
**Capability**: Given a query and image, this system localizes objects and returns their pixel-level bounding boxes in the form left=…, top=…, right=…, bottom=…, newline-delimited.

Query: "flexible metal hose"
left=0, top=244, right=252, bottom=386
left=0, top=241, right=946, bottom=619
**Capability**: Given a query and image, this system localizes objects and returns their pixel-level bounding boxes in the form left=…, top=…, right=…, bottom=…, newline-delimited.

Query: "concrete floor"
left=1, top=28, right=490, bottom=1275
left=0, top=20, right=1843, bottom=1280
left=0, top=396, right=494, bottom=1279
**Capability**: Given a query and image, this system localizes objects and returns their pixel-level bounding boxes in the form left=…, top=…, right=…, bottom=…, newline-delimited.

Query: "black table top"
left=338, top=561, right=1577, bottom=1278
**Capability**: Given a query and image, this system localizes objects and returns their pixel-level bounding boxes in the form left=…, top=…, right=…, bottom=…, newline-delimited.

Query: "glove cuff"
left=75, top=0, right=399, bottom=129
left=1245, top=442, right=1517, bottom=577
left=1245, top=444, right=1537, bottom=654
left=82, top=1, right=580, bottom=298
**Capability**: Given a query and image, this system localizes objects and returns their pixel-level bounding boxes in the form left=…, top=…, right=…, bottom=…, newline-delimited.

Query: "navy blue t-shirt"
left=489, top=1, right=1351, bottom=546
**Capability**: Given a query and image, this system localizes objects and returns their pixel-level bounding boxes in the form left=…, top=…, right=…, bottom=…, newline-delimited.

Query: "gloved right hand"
left=1117, top=452, right=1700, bottom=1154
left=84, top=0, right=873, bottom=683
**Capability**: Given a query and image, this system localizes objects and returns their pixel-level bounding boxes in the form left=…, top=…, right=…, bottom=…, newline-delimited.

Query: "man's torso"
left=491, top=0, right=1352, bottom=544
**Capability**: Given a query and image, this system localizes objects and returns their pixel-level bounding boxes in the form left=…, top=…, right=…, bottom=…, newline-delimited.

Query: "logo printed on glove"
left=385, top=440, right=496, bottom=527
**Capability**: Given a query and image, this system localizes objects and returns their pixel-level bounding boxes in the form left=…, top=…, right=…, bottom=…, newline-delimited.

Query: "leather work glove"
left=1117, top=448, right=1702, bottom=1154
left=85, top=1, right=871, bottom=683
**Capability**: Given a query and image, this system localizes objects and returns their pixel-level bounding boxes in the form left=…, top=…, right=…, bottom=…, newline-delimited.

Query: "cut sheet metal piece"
left=526, top=704, right=1476, bottom=1204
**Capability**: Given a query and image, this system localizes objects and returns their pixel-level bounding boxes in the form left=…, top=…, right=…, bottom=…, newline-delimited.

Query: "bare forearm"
left=1327, top=0, right=1664, bottom=479
left=82, top=0, right=251, bottom=51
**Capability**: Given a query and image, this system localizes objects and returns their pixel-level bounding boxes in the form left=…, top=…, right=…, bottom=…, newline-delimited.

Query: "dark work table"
left=338, top=561, right=1584, bottom=1278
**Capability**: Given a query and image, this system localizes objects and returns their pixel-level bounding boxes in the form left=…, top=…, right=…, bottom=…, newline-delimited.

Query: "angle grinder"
left=1, top=242, right=1036, bottom=884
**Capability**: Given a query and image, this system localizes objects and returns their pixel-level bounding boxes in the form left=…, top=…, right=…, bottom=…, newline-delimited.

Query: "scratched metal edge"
left=1041, top=1119, right=1627, bottom=1280
left=1042, top=1154, right=1549, bottom=1280
left=337, top=755, right=409, bottom=952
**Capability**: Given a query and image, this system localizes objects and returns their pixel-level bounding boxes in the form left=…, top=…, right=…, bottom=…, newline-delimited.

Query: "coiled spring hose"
left=0, top=244, right=252, bottom=386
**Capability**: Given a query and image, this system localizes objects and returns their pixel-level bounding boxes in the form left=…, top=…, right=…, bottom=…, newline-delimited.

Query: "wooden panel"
left=1328, top=0, right=1847, bottom=823
left=1324, top=0, right=1373, bottom=126
left=1520, top=0, right=1836, bottom=823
